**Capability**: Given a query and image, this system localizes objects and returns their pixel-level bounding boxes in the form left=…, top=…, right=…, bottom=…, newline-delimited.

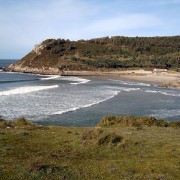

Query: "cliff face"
left=8, top=36, right=180, bottom=73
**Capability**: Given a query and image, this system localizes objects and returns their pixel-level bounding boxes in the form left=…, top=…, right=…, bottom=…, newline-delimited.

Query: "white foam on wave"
left=0, top=85, right=58, bottom=96
left=70, top=79, right=91, bottom=85
left=54, top=90, right=119, bottom=115
left=53, top=86, right=141, bottom=116
left=40, top=75, right=60, bottom=80
left=144, top=90, right=158, bottom=93
left=121, top=87, right=141, bottom=92
left=159, top=92, right=180, bottom=97
left=109, top=79, right=150, bottom=87
left=59, top=76, right=91, bottom=85
left=144, top=90, right=180, bottom=97
left=149, top=109, right=180, bottom=118
left=106, top=86, right=140, bottom=92
left=106, top=85, right=179, bottom=97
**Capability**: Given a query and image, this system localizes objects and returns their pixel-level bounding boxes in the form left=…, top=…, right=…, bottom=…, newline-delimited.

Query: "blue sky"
left=0, top=0, right=180, bottom=59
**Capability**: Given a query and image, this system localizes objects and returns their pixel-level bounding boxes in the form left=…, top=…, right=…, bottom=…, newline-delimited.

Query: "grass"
left=0, top=117, right=180, bottom=179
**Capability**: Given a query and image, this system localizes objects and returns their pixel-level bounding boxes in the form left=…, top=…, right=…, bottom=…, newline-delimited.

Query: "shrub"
left=71, top=56, right=78, bottom=61
left=0, top=119, right=7, bottom=129
left=82, top=128, right=103, bottom=141
left=99, top=116, right=117, bottom=127
left=169, top=121, right=180, bottom=128
left=81, top=128, right=123, bottom=147
left=0, top=116, right=13, bottom=129
left=29, top=162, right=61, bottom=174
left=97, top=132, right=123, bottom=146
left=155, top=120, right=169, bottom=127
left=13, top=117, right=32, bottom=127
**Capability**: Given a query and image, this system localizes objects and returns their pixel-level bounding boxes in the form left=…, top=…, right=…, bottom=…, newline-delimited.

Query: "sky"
left=0, top=0, right=180, bottom=59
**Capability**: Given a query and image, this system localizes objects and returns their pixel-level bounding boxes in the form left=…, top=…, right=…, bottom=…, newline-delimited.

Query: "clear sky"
left=0, top=0, right=180, bottom=59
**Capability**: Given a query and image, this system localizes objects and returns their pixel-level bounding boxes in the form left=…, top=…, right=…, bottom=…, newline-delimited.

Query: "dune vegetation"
left=0, top=116, right=180, bottom=179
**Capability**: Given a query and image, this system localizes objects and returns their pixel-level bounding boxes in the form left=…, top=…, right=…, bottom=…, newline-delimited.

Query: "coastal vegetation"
left=10, top=36, right=180, bottom=72
left=0, top=116, right=180, bottom=179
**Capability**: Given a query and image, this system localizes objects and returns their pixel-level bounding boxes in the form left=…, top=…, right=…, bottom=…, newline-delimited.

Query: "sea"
left=0, top=59, right=180, bottom=126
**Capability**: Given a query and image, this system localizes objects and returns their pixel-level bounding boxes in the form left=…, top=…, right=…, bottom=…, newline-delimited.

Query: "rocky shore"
left=7, top=64, right=60, bottom=75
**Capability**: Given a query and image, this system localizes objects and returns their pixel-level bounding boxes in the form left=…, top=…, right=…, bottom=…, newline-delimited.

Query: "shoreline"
left=60, top=70, right=180, bottom=89
left=5, top=67, right=180, bottom=89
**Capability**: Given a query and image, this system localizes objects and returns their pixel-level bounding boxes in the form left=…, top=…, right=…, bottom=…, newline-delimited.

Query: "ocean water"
left=0, top=60, right=180, bottom=126
left=0, top=59, right=18, bottom=69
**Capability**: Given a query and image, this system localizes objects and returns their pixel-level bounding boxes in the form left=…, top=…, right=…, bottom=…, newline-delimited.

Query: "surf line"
left=0, top=85, right=59, bottom=96
left=54, top=90, right=119, bottom=115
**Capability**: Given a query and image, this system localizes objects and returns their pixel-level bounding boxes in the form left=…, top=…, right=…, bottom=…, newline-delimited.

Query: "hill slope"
left=8, top=36, right=180, bottom=73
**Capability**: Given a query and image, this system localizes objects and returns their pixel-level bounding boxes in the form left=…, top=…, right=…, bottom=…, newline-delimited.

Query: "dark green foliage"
left=16, top=36, right=180, bottom=71
left=79, top=58, right=123, bottom=68
left=89, top=36, right=180, bottom=49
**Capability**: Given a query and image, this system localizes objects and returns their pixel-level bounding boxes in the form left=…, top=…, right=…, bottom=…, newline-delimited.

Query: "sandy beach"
left=62, top=70, right=180, bottom=89
left=7, top=65, right=180, bottom=89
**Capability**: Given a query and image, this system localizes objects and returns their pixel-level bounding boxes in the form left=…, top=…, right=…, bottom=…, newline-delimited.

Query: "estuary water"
left=0, top=60, right=180, bottom=126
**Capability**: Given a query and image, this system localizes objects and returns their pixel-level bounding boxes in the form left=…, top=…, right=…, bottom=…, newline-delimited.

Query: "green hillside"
left=13, top=36, right=180, bottom=71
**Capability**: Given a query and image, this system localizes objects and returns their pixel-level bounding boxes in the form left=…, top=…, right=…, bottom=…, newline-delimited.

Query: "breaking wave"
left=144, top=90, right=180, bottom=97
left=109, top=79, right=150, bottom=87
left=106, top=86, right=141, bottom=92
left=39, top=75, right=61, bottom=80
left=0, top=85, right=58, bottom=96
left=54, top=90, right=119, bottom=115
left=59, top=76, right=91, bottom=85
left=149, top=109, right=180, bottom=119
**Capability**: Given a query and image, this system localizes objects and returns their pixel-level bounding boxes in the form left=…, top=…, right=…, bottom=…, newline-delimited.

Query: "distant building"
left=153, top=68, right=167, bottom=74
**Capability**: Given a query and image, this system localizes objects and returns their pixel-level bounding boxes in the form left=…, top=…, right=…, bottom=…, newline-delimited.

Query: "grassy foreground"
left=0, top=116, right=180, bottom=180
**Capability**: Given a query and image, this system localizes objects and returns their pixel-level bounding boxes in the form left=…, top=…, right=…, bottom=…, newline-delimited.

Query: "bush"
left=99, top=116, right=117, bottom=127
left=29, top=162, right=62, bottom=174
left=97, top=133, right=122, bottom=146
left=0, top=119, right=8, bottom=129
left=13, top=117, right=32, bottom=127
left=155, top=120, right=169, bottom=127
left=81, top=128, right=123, bottom=147
left=0, top=116, right=13, bottom=129
left=82, top=128, right=103, bottom=141
left=169, top=121, right=180, bottom=128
